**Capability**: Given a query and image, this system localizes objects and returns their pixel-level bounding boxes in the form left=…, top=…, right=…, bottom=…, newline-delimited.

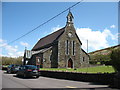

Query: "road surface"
left=1, top=70, right=114, bottom=90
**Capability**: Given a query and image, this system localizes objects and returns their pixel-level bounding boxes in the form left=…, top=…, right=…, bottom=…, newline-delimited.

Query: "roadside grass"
left=40, top=65, right=115, bottom=73
left=2, top=65, right=9, bottom=67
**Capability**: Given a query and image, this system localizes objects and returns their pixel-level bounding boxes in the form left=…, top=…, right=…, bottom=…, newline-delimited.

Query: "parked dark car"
left=16, top=65, right=40, bottom=78
left=7, top=64, right=21, bottom=74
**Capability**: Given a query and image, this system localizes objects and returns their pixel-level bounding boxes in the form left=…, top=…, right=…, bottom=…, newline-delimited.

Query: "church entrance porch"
left=68, top=58, right=73, bottom=68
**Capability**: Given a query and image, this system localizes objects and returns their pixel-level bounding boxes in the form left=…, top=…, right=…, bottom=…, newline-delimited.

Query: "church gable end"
left=57, top=11, right=84, bottom=68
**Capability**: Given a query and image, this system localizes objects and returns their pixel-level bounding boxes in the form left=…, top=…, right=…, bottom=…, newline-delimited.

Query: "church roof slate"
left=32, top=27, right=65, bottom=51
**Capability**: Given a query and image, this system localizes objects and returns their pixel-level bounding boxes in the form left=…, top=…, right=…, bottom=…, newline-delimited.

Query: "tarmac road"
left=1, top=70, right=114, bottom=90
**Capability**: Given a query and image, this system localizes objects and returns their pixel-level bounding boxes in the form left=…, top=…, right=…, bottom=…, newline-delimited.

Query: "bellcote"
left=66, top=10, right=74, bottom=24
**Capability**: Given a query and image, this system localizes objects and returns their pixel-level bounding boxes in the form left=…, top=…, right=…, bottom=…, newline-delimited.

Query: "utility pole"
left=86, top=39, right=88, bottom=73
left=87, top=39, right=88, bottom=53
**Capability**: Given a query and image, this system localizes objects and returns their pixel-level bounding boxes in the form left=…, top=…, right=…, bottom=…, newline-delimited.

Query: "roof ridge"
left=32, top=27, right=65, bottom=50
left=39, top=27, right=65, bottom=41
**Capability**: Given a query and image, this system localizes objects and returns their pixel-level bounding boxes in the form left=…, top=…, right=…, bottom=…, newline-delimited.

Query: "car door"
left=17, top=66, right=22, bottom=75
left=18, top=66, right=25, bottom=75
left=21, top=66, right=26, bottom=75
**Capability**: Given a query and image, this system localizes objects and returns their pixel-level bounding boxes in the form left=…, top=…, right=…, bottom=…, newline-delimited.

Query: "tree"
left=2, top=56, right=23, bottom=65
left=89, top=53, right=111, bottom=65
left=110, top=48, right=120, bottom=72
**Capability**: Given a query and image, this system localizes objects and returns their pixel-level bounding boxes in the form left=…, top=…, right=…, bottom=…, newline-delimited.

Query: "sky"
left=1, top=2, right=119, bottom=57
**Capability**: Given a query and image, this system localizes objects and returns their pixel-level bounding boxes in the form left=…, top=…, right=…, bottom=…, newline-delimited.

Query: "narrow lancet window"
left=66, top=40, right=69, bottom=55
left=72, top=41, right=75, bottom=55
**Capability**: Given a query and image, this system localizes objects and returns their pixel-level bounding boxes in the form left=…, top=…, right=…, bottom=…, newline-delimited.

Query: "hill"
left=89, top=44, right=120, bottom=56
left=88, top=44, right=120, bottom=64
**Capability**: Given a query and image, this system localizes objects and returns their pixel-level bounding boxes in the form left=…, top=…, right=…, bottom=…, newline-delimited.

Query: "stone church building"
left=23, top=11, right=89, bottom=68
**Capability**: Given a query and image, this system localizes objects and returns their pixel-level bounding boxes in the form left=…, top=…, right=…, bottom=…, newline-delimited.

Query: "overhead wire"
left=3, top=0, right=84, bottom=46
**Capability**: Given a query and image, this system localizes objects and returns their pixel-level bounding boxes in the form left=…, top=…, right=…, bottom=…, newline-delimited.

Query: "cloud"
left=51, top=25, right=63, bottom=33
left=0, top=39, right=4, bottom=43
left=110, top=25, right=116, bottom=28
left=76, top=28, right=117, bottom=52
left=0, top=39, right=24, bottom=57
left=7, top=51, right=24, bottom=58
left=50, top=26, right=117, bottom=52
left=103, top=28, right=117, bottom=40
left=20, top=41, right=29, bottom=47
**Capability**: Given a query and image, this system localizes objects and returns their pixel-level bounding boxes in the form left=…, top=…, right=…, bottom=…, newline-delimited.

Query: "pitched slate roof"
left=32, top=27, right=65, bottom=51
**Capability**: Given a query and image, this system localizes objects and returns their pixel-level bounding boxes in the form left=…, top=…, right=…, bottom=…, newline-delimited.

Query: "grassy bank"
left=40, top=65, right=115, bottom=73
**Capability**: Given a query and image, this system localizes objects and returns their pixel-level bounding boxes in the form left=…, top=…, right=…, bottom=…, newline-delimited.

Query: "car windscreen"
left=26, top=66, right=37, bottom=69
left=8, top=65, right=14, bottom=67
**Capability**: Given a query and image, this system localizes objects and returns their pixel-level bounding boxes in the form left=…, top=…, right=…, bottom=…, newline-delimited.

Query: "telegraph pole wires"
left=2, top=0, right=84, bottom=47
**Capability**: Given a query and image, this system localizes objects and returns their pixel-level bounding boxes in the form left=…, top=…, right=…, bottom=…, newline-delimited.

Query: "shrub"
left=110, top=48, right=120, bottom=72
left=90, top=53, right=111, bottom=65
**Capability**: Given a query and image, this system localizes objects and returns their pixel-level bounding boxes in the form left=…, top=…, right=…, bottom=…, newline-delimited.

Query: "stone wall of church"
left=51, top=43, right=58, bottom=68
left=58, top=25, right=82, bottom=68
left=43, top=48, right=52, bottom=68
left=80, top=50, right=89, bottom=67
left=43, top=43, right=58, bottom=68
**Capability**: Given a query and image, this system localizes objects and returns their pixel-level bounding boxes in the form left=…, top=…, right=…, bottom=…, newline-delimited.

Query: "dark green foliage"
left=110, top=48, right=120, bottom=72
left=90, top=54, right=111, bottom=65
left=89, top=45, right=120, bottom=65
left=2, top=56, right=23, bottom=65
left=89, top=60, right=97, bottom=64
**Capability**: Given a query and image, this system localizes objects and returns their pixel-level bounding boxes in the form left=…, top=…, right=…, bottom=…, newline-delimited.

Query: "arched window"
left=72, top=41, right=75, bottom=55
left=66, top=40, right=69, bottom=55
left=83, top=57, right=85, bottom=62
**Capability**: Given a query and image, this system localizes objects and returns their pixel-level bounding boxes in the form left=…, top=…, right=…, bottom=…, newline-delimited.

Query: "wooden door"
left=68, top=59, right=73, bottom=68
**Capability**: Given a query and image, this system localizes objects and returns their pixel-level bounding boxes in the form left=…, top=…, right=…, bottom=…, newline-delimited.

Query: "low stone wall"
left=40, top=70, right=115, bottom=85
left=112, top=72, right=120, bottom=89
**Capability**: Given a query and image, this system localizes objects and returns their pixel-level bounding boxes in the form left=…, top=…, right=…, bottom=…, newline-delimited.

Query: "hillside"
left=89, top=44, right=120, bottom=56
left=88, top=44, right=120, bottom=64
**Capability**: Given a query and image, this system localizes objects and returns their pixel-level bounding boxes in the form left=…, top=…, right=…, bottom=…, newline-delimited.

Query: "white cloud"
left=76, top=28, right=117, bottom=52
left=110, top=25, right=116, bottom=28
left=103, top=28, right=117, bottom=40
left=7, top=51, right=24, bottom=58
left=51, top=25, right=63, bottom=33
left=20, top=41, right=29, bottom=47
left=0, top=39, right=24, bottom=57
left=51, top=26, right=117, bottom=52
left=0, top=39, right=4, bottom=43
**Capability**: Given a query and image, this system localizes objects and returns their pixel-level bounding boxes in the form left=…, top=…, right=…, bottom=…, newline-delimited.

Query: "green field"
left=40, top=65, right=115, bottom=73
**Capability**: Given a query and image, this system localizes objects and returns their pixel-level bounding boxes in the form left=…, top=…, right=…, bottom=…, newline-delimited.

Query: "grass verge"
left=40, top=65, right=115, bottom=73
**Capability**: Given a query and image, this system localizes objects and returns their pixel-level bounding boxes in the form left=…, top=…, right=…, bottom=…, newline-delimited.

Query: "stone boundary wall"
left=40, top=70, right=115, bottom=85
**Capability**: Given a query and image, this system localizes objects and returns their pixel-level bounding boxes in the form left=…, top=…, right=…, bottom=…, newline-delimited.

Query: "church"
left=23, top=11, right=89, bottom=68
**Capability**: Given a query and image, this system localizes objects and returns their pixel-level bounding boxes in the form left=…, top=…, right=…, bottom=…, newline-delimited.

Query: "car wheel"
left=23, top=74, right=27, bottom=78
left=7, top=70, right=8, bottom=73
left=7, top=70, right=11, bottom=74
left=16, top=73, right=19, bottom=77
left=35, top=75, right=39, bottom=78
